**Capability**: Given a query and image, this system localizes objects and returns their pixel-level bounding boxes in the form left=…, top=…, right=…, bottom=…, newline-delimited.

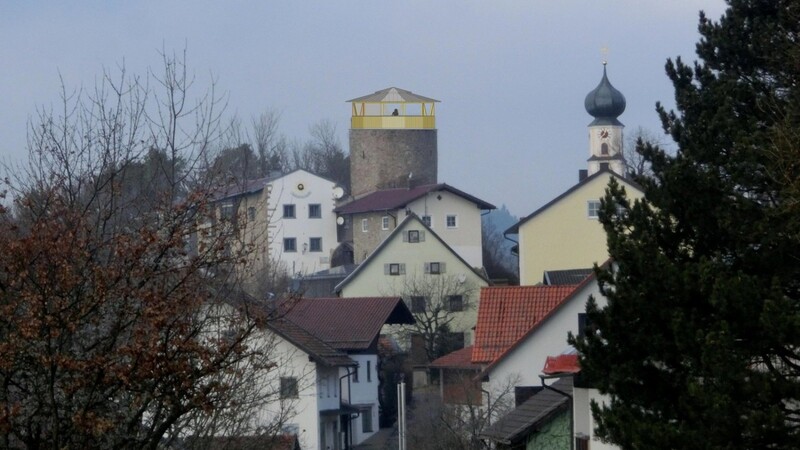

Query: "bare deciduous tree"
left=0, top=50, right=297, bottom=449
left=395, top=274, right=478, bottom=363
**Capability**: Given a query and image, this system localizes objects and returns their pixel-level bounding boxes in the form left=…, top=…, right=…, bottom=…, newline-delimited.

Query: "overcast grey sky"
left=0, top=1, right=727, bottom=217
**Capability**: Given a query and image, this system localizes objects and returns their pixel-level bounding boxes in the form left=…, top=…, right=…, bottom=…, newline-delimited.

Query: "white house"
left=265, top=296, right=414, bottom=449
left=209, top=169, right=341, bottom=280
left=477, top=272, right=600, bottom=393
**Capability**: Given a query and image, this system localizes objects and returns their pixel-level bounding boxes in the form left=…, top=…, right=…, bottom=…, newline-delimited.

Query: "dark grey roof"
left=543, top=268, right=594, bottom=286
left=584, top=64, right=626, bottom=126
left=480, top=377, right=573, bottom=445
left=347, top=87, right=439, bottom=103
left=267, top=318, right=357, bottom=368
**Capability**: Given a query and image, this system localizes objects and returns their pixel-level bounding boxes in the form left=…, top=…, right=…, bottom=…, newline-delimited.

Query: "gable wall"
left=518, top=174, right=643, bottom=285
left=267, top=170, right=338, bottom=276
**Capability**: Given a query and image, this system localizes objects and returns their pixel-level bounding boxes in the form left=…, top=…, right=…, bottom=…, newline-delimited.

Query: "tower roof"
left=584, top=64, right=626, bottom=126
left=347, top=87, right=439, bottom=103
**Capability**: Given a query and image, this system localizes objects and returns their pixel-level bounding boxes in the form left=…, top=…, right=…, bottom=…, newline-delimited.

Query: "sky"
left=0, top=1, right=728, bottom=218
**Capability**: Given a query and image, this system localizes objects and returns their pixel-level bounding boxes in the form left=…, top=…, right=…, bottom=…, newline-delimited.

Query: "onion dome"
left=584, top=64, right=626, bottom=126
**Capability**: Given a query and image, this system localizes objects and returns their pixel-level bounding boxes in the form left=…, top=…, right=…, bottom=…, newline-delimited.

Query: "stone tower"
left=347, top=87, right=439, bottom=198
left=584, top=63, right=627, bottom=176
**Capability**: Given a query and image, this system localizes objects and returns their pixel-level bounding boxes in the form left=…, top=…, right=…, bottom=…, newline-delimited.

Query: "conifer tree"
left=573, top=1, right=800, bottom=448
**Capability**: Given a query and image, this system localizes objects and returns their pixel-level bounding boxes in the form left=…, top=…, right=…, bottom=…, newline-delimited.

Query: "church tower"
left=347, top=87, right=439, bottom=198
left=584, top=63, right=627, bottom=176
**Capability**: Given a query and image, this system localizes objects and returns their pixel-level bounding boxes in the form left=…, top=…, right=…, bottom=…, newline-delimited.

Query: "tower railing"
left=350, top=116, right=436, bottom=129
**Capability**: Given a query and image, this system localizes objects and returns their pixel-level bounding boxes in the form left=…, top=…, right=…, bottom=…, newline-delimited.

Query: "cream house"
left=335, top=213, right=490, bottom=350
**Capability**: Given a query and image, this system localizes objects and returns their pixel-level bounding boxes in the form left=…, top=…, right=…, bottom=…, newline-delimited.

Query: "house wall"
left=485, top=281, right=601, bottom=393
left=525, top=409, right=570, bottom=450
left=352, top=212, right=399, bottom=263
left=340, top=218, right=489, bottom=346
left=573, top=388, right=618, bottom=450
left=406, top=191, right=484, bottom=268
left=253, top=333, right=322, bottom=450
left=517, top=173, right=643, bottom=285
left=343, top=354, right=380, bottom=445
left=267, top=170, right=339, bottom=276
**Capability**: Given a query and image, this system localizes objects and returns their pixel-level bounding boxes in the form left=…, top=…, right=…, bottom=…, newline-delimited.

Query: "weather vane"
left=601, top=45, right=609, bottom=66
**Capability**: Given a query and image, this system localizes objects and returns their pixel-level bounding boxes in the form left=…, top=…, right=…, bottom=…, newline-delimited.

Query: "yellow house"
left=506, top=170, right=643, bottom=286
left=507, top=63, right=645, bottom=285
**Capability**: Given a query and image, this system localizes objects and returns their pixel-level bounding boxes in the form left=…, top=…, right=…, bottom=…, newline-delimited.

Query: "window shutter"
left=400, top=264, right=406, bottom=275
left=384, top=264, right=390, bottom=275
left=441, top=262, right=447, bottom=273
left=420, top=231, right=425, bottom=242
left=402, top=232, right=408, bottom=242
left=424, top=263, right=430, bottom=274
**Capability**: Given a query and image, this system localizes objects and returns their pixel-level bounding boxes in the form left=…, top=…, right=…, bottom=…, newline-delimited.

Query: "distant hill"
left=482, top=204, right=517, bottom=234
left=482, top=205, right=519, bottom=280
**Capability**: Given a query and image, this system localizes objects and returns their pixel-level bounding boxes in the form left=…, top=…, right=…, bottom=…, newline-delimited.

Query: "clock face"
left=599, top=129, right=610, bottom=139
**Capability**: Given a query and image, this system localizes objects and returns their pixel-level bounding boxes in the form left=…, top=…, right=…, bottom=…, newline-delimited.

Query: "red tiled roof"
left=334, top=183, right=495, bottom=215
left=430, top=346, right=482, bottom=370
left=471, top=285, right=579, bottom=364
left=542, top=353, right=580, bottom=375
left=283, top=297, right=414, bottom=351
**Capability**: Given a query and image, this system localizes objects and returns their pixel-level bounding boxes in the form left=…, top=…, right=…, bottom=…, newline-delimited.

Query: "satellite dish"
left=332, top=186, right=344, bottom=200
left=336, top=216, right=345, bottom=226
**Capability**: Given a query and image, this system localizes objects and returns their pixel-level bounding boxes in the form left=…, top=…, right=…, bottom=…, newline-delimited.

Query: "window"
left=410, top=296, right=426, bottom=313
left=587, top=200, right=601, bottom=219
left=601, top=142, right=609, bottom=155
left=309, top=203, right=321, bottom=218
left=385, top=263, right=405, bottom=276
left=362, top=218, right=368, bottom=232
left=367, top=360, right=372, bottom=382
left=352, top=365, right=359, bottom=383
left=220, top=202, right=234, bottom=220
left=600, top=162, right=610, bottom=171
left=425, top=262, right=445, bottom=274
left=447, top=295, right=464, bottom=312
left=284, top=238, right=297, bottom=252
left=381, top=216, right=390, bottom=230
left=247, top=206, right=256, bottom=221
left=361, top=406, right=373, bottom=433
left=280, top=377, right=298, bottom=398
left=283, top=204, right=296, bottom=218
left=309, top=237, right=322, bottom=252
left=421, top=215, right=432, bottom=227
left=446, top=215, right=457, bottom=228
left=406, top=230, right=422, bottom=243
